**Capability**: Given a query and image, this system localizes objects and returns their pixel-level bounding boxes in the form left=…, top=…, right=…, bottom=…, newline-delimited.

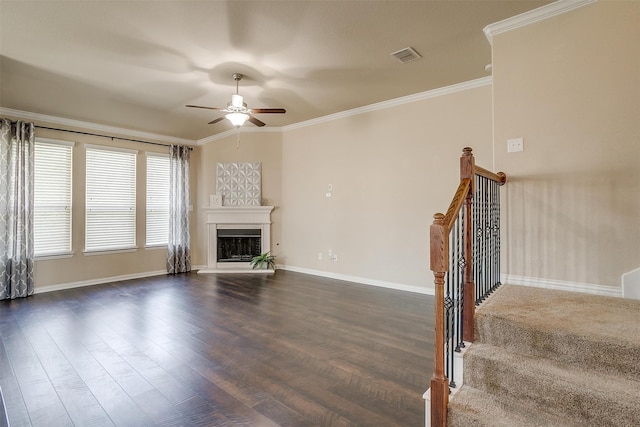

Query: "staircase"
left=448, top=284, right=640, bottom=426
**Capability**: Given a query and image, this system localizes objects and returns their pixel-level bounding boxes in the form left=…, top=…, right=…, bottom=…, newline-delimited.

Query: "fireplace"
left=198, top=206, right=274, bottom=273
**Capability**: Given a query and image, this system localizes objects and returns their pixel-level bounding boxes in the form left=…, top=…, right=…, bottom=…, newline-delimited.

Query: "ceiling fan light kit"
left=226, top=112, right=249, bottom=127
left=186, top=73, right=286, bottom=129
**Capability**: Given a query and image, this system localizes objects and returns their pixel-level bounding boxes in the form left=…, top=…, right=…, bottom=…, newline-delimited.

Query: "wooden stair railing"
left=429, top=147, right=506, bottom=427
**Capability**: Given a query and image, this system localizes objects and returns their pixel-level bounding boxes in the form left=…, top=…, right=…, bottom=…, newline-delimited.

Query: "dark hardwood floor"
left=0, top=270, right=434, bottom=426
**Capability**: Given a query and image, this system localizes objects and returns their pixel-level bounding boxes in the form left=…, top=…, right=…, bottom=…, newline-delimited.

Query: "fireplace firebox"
left=217, top=229, right=261, bottom=262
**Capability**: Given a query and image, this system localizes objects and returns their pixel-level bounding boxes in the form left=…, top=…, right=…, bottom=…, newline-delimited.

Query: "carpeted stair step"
left=448, top=385, right=579, bottom=427
left=462, top=343, right=640, bottom=426
left=474, top=285, right=640, bottom=381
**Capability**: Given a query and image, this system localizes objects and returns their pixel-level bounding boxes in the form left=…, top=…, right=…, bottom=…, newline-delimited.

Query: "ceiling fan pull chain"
left=236, top=128, right=241, bottom=150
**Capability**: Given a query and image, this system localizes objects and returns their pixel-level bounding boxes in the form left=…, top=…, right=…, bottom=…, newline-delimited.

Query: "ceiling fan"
left=186, top=73, right=286, bottom=128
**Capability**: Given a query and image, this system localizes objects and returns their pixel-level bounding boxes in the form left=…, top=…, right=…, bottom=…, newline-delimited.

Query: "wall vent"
left=390, top=47, right=422, bottom=64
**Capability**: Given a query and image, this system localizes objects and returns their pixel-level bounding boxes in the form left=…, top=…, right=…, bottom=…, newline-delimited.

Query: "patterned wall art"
left=215, top=162, right=262, bottom=206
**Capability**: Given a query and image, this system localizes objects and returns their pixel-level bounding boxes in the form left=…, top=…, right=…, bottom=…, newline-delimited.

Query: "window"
left=146, top=153, right=170, bottom=246
left=85, top=145, right=137, bottom=252
left=34, top=139, right=73, bottom=257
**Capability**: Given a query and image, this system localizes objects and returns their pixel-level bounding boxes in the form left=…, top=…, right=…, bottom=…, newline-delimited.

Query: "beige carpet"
left=447, top=285, right=640, bottom=426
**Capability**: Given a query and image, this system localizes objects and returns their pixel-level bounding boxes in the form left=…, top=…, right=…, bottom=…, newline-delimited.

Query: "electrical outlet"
left=318, top=252, right=323, bottom=260
left=507, top=138, right=524, bottom=153
left=326, top=184, right=333, bottom=197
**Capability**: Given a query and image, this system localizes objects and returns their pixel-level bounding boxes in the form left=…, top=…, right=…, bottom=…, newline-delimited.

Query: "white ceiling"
left=0, top=0, right=551, bottom=141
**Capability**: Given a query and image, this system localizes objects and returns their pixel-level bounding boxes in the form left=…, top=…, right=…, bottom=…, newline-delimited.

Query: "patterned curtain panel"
left=167, top=145, right=191, bottom=274
left=0, top=119, right=35, bottom=299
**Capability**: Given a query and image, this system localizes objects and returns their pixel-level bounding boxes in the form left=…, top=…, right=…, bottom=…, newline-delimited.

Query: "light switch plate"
left=507, top=138, right=524, bottom=153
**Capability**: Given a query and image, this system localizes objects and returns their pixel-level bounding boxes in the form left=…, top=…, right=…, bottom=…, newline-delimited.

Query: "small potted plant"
left=250, top=251, right=276, bottom=270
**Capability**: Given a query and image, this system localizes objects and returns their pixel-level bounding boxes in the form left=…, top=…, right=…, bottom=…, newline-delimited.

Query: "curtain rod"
left=35, top=125, right=193, bottom=150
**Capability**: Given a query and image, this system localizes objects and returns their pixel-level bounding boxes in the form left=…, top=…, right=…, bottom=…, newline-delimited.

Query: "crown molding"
left=0, top=107, right=196, bottom=146
left=483, top=0, right=597, bottom=45
left=282, top=76, right=492, bottom=133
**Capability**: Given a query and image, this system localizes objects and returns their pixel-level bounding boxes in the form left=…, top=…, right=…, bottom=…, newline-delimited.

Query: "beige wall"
left=12, top=124, right=199, bottom=289
left=192, top=131, right=283, bottom=266
left=492, top=1, right=640, bottom=287
left=280, top=84, right=493, bottom=290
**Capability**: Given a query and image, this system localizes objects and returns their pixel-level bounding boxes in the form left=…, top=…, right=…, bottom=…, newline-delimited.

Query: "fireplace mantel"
left=203, top=206, right=273, bottom=224
left=198, top=206, right=274, bottom=274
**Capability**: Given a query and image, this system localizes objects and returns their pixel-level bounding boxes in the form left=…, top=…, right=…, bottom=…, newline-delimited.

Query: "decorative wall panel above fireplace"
left=216, top=162, right=261, bottom=206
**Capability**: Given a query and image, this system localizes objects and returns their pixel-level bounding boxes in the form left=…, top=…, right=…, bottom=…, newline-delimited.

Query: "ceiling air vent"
left=390, top=47, right=422, bottom=64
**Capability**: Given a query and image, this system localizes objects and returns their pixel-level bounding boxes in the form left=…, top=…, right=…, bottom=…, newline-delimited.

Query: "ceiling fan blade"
left=250, top=108, right=286, bottom=114
left=248, top=116, right=266, bottom=127
left=208, top=117, right=225, bottom=125
left=186, top=104, right=223, bottom=111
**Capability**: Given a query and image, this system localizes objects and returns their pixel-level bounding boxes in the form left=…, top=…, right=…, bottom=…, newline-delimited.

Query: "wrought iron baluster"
left=481, top=176, right=485, bottom=301
left=455, top=208, right=465, bottom=353
left=491, top=178, right=502, bottom=292
left=488, top=178, right=493, bottom=292
left=445, top=236, right=453, bottom=387
left=471, top=177, right=481, bottom=305
left=490, top=179, right=496, bottom=292
left=480, top=175, right=486, bottom=301
left=448, top=218, right=456, bottom=387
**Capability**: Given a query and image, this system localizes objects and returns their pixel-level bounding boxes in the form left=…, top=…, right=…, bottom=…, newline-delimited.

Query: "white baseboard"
left=503, top=274, right=622, bottom=298
left=279, top=265, right=434, bottom=295
left=35, top=265, right=433, bottom=296
left=35, top=270, right=169, bottom=294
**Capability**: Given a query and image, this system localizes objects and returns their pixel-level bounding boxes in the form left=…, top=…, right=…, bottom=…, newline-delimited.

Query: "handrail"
left=443, top=179, right=470, bottom=231
left=429, top=147, right=506, bottom=427
left=475, top=165, right=507, bottom=184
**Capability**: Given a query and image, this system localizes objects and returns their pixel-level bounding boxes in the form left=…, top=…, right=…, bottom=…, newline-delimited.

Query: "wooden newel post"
left=430, top=213, right=449, bottom=427
left=460, top=148, right=475, bottom=343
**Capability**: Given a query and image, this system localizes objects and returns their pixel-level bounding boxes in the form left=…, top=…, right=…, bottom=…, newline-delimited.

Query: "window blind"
left=85, top=145, right=137, bottom=252
left=146, top=153, right=170, bottom=246
left=34, top=139, right=73, bottom=256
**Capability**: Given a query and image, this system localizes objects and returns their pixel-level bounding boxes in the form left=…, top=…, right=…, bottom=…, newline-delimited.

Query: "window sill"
left=83, top=247, right=138, bottom=256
